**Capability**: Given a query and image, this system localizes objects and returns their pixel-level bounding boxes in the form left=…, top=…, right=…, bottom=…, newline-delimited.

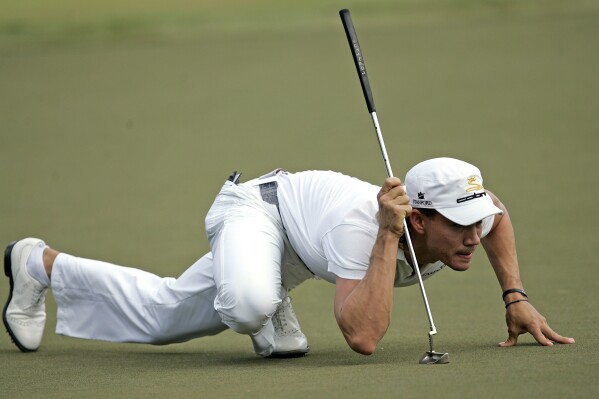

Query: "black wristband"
left=505, top=299, right=529, bottom=309
left=502, top=288, right=528, bottom=300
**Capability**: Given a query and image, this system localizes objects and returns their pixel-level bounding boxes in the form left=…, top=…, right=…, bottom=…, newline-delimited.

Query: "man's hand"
left=481, top=191, right=574, bottom=347
left=499, top=301, right=576, bottom=347
left=377, top=177, right=412, bottom=238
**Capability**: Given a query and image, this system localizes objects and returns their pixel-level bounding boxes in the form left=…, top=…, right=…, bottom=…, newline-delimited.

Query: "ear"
left=409, top=209, right=427, bottom=234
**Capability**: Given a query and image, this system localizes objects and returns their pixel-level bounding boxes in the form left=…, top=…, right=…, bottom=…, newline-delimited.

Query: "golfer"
left=3, top=157, right=574, bottom=357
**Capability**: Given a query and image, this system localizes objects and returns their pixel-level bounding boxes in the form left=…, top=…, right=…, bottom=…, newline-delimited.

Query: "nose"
left=463, top=224, right=481, bottom=246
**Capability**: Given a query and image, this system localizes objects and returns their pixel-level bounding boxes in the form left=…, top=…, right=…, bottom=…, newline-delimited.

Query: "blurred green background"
left=1, top=1, right=598, bottom=398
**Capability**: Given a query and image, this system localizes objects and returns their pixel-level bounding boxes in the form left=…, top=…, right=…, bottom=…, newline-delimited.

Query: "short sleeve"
left=481, top=215, right=495, bottom=238
left=321, top=224, right=376, bottom=280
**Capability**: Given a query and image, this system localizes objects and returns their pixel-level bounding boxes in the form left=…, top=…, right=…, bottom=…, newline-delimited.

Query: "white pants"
left=53, top=252, right=226, bottom=344
left=51, top=175, right=313, bottom=351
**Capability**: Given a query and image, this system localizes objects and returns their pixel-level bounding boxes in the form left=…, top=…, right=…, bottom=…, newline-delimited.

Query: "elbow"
left=344, top=334, right=379, bottom=356
left=337, top=317, right=389, bottom=356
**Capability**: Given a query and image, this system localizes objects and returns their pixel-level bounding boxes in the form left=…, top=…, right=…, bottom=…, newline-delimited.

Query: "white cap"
left=404, top=158, right=503, bottom=225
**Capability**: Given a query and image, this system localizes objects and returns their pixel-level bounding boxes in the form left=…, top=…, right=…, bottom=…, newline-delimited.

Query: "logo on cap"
left=466, top=176, right=483, bottom=192
left=413, top=190, right=432, bottom=206
left=413, top=192, right=431, bottom=206
left=456, top=176, right=486, bottom=204
left=456, top=191, right=487, bottom=203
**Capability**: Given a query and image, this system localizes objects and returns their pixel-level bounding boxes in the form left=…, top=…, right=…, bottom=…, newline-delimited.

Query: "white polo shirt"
left=277, top=170, right=494, bottom=287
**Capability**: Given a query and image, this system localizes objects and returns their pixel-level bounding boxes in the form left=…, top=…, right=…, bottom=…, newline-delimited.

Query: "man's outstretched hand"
left=499, top=301, right=575, bottom=347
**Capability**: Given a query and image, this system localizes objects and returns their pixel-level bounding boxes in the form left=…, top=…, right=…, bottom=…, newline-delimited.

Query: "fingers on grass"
left=498, top=334, right=518, bottom=347
left=543, top=326, right=576, bottom=345
left=529, top=327, right=554, bottom=346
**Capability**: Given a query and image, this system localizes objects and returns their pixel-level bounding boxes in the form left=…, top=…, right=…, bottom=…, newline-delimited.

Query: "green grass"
left=1, top=1, right=599, bottom=398
left=1, top=0, right=597, bottom=50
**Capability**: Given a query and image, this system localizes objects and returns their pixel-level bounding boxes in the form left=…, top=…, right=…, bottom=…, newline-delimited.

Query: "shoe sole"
left=3, top=240, right=35, bottom=353
left=266, top=347, right=310, bottom=359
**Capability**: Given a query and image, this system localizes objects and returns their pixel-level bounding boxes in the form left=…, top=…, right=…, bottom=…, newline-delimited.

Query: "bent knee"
left=214, top=285, right=281, bottom=334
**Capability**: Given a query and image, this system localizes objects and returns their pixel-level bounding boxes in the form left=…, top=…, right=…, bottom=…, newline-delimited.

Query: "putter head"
left=419, top=351, right=449, bottom=365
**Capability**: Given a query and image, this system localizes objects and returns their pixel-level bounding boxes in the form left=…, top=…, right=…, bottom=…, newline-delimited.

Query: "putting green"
left=1, top=1, right=598, bottom=398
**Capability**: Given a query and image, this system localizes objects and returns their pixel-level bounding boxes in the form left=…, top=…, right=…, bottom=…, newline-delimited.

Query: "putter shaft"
left=371, top=112, right=437, bottom=337
left=340, top=9, right=446, bottom=363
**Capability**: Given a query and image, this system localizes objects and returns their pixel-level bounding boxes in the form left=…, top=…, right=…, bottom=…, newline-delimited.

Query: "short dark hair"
left=400, top=208, right=438, bottom=244
left=414, top=208, right=438, bottom=218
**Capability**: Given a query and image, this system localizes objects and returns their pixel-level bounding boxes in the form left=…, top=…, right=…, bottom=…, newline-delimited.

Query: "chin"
left=447, top=262, right=471, bottom=272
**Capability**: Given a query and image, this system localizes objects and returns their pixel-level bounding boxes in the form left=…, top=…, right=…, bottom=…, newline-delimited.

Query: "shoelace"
left=273, top=299, right=303, bottom=336
left=272, top=306, right=287, bottom=330
left=30, top=286, right=48, bottom=308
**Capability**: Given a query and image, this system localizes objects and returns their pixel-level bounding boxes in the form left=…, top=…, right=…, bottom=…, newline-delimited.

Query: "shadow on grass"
left=1, top=333, right=575, bottom=374
left=0, top=342, right=423, bottom=371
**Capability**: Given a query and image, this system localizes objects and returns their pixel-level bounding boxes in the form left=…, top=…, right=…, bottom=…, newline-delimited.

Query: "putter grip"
left=339, top=8, right=376, bottom=113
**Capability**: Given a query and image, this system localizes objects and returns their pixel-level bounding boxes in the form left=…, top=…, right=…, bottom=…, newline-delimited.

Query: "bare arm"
left=482, top=191, right=575, bottom=346
left=481, top=191, right=522, bottom=291
left=333, top=177, right=410, bottom=355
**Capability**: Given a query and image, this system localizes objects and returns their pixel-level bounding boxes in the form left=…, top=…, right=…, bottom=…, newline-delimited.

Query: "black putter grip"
left=339, top=9, right=376, bottom=113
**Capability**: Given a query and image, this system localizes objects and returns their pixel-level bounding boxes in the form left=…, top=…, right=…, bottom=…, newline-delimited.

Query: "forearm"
left=484, top=216, right=521, bottom=288
left=481, top=193, right=524, bottom=299
left=335, top=229, right=399, bottom=354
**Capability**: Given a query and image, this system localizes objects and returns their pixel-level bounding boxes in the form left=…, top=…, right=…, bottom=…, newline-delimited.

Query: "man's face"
left=421, top=212, right=483, bottom=271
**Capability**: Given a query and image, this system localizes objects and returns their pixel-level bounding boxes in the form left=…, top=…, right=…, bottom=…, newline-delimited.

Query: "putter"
left=339, top=9, right=448, bottom=365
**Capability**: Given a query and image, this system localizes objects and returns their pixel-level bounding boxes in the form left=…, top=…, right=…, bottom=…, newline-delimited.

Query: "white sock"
left=26, top=242, right=51, bottom=287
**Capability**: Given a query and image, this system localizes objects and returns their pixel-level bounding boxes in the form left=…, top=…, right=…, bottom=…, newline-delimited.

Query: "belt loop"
left=227, top=171, right=242, bottom=185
